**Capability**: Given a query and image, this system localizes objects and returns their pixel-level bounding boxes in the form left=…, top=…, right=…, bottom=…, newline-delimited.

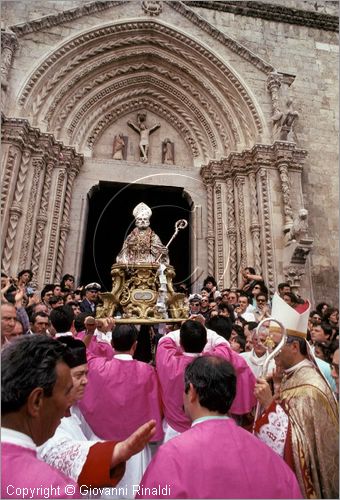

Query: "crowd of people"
left=1, top=265, right=339, bottom=499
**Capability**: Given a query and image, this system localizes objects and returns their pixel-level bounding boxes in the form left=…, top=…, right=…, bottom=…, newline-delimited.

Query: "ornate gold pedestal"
left=96, top=264, right=189, bottom=323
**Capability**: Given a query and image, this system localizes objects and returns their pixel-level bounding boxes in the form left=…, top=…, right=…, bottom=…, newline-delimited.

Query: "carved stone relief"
left=17, top=20, right=264, bottom=161
left=200, top=142, right=307, bottom=293
left=162, top=139, right=174, bottom=165
left=141, top=0, right=163, bottom=16
left=1, top=117, right=83, bottom=285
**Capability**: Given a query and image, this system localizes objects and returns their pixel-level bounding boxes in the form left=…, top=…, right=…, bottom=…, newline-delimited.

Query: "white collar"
left=248, top=349, right=269, bottom=366
left=114, top=354, right=133, bottom=360
left=1, top=428, right=36, bottom=451
left=183, top=352, right=200, bottom=357
left=55, top=332, right=73, bottom=338
left=192, top=416, right=229, bottom=426
left=285, top=358, right=313, bottom=374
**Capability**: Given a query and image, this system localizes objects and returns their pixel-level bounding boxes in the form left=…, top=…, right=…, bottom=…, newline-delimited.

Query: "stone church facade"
left=1, top=0, right=338, bottom=304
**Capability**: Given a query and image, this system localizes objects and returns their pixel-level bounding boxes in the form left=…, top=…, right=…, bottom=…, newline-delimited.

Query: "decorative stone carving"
left=283, top=208, right=314, bottom=292
left=162, top=138, right=174, bottom=165
left=215, top=183, right=224, bottom=285
left=267, top=71, right=283, bottom=141
left=112, top=134, right=127, bottom=160
left=280, top=98, right=299, bottom=142
left=1, top=117, right=83, bottom=286
left=19, top=157, right=45, bottom=270
left=283, top=265, right=306, bottom=294
left=248, top=172, right=262, bottom=274
left=128, top=113, right=160, bottom=162
left=2, top=150, right=30, bottom=274
left=1, top=30, right=18, bottom=91
left=288, top=208, right=309, bottom=243
left=44, top=169, right=67, bottom=284
left=235, top=176, right=247, bottom=271
left=257, top=168, right=275, bottom=294
left=86, top=98, right=202, bottom=159
left=141, top=0, right=163, bottom=16
left=205, top=180, right=215, bottom=277
left=1, top=148, right=17, bottom=217
left=54, top=164, right=80, bottom=282
left=17, top=21, right=263, bottom=161
left=30, top=161, right=54, bottom=284
left=225, top=177, right=238, bottom=288
left=278, top=163, right=293, bottom=232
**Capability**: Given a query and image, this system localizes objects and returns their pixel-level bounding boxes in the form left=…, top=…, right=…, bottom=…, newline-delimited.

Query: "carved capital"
left=1, top=31, right=18, bottom=52
left=283, top=265, right=306, bottom=292
left=32, top=157, right=45, bottom=169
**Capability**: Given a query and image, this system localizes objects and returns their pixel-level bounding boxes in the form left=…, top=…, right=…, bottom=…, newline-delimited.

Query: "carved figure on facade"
left=283, top=208, right=314, bottom=292
left=280, top=98, right=299, bottom=142
left=112, top=133, right=127, bottom=160
left=162, top=138, right=174, bottom=164
left=128, top=113, right=160, bottom=162
left=116, top=202, right=169, bottom=266
left=272, top=98, right=299, bottom=143
left=288, top=208, right=309, bottom=243
left=141, top=0, right=163, bottom=16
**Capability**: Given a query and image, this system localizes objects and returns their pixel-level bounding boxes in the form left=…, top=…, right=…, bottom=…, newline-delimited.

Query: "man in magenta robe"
left=1, top=336, right=80, bottom=499
left=136, top=356, right=302, bottom=499
left=79, top=324, right=163, bottom=441
left=156, top=320, right=256, bottom=440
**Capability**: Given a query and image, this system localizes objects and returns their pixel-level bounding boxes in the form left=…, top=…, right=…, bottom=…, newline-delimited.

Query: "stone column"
left=215, top=183, right=224, bottom=286
left=30, top=160, right=55, bottom=285
left=19, top=157, right=46, bottom=269
left=248, top=171, right=262, bottom=274
left=54, top=163, right=80, bottom=281
left=277, top=161, right=293, bottom=233
left=1, top=31, right=18, bottom=106
left=225, top=177, right=237, bottom=288
left=205, top=179, right=215, bottom=277
left=267, top=71, right=282, bottom=142
left=44, top=167, right=68, bottom=284
left=2, top=150, right=31, bottom=274
left=235, top=176, right=247, bottom=271
left=257, top=168, right=275, bottom=294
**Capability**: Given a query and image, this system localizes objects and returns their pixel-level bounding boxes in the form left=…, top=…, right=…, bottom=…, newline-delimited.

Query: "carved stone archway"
left=1, top=6, right=312, bottom=293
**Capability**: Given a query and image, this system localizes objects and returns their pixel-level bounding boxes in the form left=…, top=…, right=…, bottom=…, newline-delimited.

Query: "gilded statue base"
left=96, top=264, right=189, bottom=323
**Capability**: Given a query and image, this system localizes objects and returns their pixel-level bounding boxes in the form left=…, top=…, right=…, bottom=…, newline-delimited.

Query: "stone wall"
left=188, top=3, right=339, bottom=303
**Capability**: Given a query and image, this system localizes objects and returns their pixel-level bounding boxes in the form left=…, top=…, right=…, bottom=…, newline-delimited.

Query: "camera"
left=26, top=286, right=35, bottom=297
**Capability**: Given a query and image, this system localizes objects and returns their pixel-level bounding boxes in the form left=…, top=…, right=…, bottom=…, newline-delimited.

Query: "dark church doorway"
left=80, top=181, right=192, bottom=291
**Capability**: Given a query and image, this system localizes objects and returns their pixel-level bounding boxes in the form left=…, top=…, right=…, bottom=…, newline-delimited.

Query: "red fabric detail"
left=77, top=441, right=125, bottom=487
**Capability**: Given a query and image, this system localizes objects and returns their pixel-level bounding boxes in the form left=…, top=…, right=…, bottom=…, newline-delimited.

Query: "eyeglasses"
left=201, top=300, right=209, bottom=303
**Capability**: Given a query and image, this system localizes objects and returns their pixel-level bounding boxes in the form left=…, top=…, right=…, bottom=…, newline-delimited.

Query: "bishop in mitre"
left=116, top=203, right=169, bottom=265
